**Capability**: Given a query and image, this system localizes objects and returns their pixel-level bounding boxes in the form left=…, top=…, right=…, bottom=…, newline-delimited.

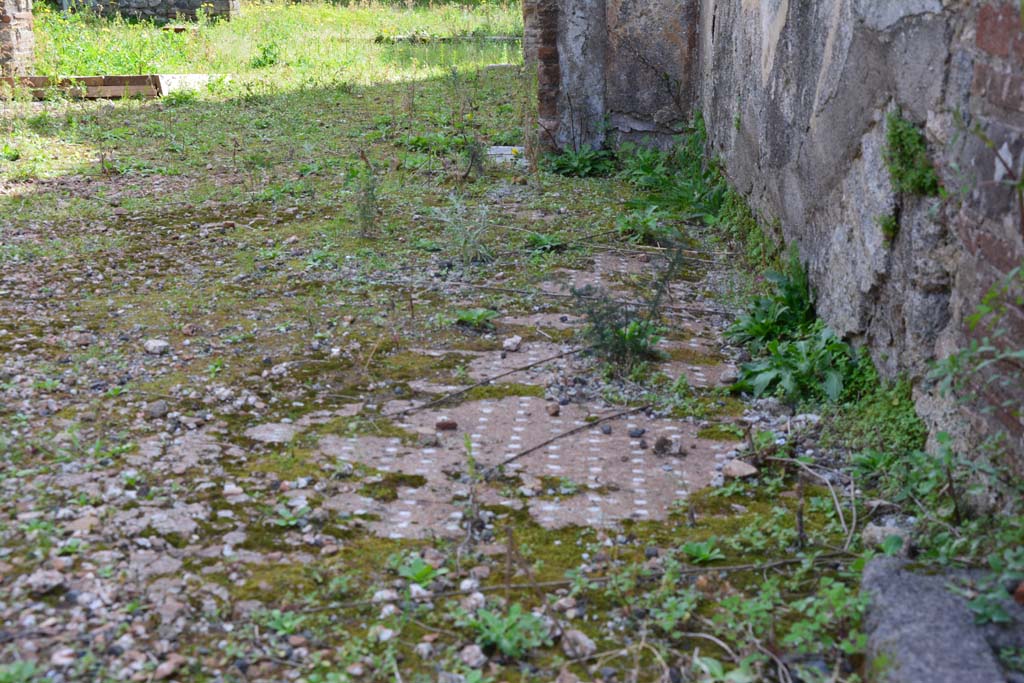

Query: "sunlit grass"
left=33, top=0, right=523, bottom=81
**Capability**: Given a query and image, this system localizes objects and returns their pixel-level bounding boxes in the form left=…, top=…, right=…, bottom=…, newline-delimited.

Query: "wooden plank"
left=0, top=75, right=160, bottom=99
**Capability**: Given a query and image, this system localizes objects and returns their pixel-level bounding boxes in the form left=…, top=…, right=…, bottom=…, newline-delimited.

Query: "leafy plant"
left=397, top=554, right=448, bottom=586
left=270, top=504, right=309, bottom=528
left=250, top=41, right=282, bottom=69
left=464, top=604, right=551, bottom=658
left=616, top=206, right=674, bottom=245
left=649, top=588, right=700, bottom=635
left=259, top=608, right=306, bottom=635
left=736, top=323, right=854, bottom=404
left=681, top=538, right=725, bottom=564
left=574, top=285, right=665, bottom=369
left=726, top=249, right=814, bottom=353
left=618, top=142, right=672, bottom=188
left=782, top=577, right=868, bottom=656
left=692, top=656, right=757, bottom=683
left=524, top=231, right=566, bottom=254
left=876, top=213, right=898, bottom=243
left=545, top=145, right=616, bottom=178
left=0, top=661, right=38, bottom=683
left=454, top=308, right=500, bottom=330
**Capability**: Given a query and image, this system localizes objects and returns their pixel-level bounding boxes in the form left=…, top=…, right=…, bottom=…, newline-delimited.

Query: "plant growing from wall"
left=884, top=112, right=941, bottom=197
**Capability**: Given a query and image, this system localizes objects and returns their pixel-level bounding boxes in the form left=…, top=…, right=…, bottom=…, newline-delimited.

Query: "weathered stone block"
left=977, top=2, right=1024, bottom=61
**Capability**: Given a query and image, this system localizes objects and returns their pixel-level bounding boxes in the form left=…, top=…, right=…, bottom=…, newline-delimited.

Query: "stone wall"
left=0, top=0, right=33, bottom=76
left=90, top=0, right=238, bottom=21
left=524, top=0, right=700, bottom=150
left=524, top=0, right=1024, bottom=466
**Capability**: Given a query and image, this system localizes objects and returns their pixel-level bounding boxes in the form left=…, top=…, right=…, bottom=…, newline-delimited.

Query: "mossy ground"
left=0, top=4, right=911, bottom=682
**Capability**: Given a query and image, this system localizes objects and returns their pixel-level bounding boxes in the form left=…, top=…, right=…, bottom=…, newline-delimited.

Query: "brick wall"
left=0, top=0, right=33, bottom=77
left=523, top=0, right=560, bottom=146
left=92, top=0, right=239, bottom=21
left=950, top=1, right=1024, bottom=459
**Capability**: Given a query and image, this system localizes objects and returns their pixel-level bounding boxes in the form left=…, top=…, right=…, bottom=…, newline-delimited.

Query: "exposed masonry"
left=88, top=0, right=239, bottom=21
left=524, top=0, right=1024, bottom=467
left=0, top=0, right=33, bottom=76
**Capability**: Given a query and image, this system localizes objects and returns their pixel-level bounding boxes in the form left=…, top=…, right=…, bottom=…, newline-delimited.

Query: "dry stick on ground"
left=298, top=553, right=849, bottom=614
left=765, top=456, right=849, bottom=540
left=482, top=405, right=651, bottom=479
left=846, top=474, right=858, bottom=552
left=746, top=624, right=793, bottom=683
left=384, top=347, right=588, bottom=419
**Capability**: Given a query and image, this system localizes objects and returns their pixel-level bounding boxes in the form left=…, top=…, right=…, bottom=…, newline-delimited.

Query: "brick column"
left=523, top=0, right=560, bottom=147
left=0, top=0, right=33, bottom=77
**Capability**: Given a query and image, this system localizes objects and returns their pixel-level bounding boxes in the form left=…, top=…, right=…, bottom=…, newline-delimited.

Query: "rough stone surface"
left=0, top=0, right=33, bottom=76
left=88, top=0, right=237, bottom=20
left=526, top=0, right=1024, bottom=468
left=862, top=558, right=1023, bottom=683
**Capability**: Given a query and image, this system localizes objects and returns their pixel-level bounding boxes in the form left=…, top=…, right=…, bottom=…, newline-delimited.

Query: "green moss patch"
left=697, top=423, right=745, bottom=441
left=358, top=472, right=427, bottom=502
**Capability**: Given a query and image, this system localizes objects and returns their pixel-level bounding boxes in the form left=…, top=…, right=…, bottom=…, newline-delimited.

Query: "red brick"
left=977, top=3, right=1021, bottom=58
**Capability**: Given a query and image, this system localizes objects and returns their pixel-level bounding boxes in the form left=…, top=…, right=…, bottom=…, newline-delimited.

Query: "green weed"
left=462, top=604, right=551, bottom=658
left=885, top=112, right=941, bottom=196
left=546, top=145, right=616, bottom=178
left=454, top=307, right=500, bottom=330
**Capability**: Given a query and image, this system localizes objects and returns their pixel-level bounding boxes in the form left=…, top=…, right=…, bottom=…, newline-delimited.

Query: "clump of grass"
left=574, top=285, right=665, bottom=369
left=355, top=152, right=379, bottom=238
left=885, top=112, right=941, bottom=196
left=876, top=214, right=898, bottom=244
left=434, top=194, right=494, bottom=266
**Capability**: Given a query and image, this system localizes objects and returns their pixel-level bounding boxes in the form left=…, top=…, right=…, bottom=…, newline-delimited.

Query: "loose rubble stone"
left=143, top=339, right=170, bottom=355
left=27, top=569, right=66, bottom=595
left=145, top=400, right=169, bottom=419
left=722, top=460, right=758, bottom=478
left=435, top=418, right=458, bottom=431
left=862, top=523, right=912, bottom=555
left=459, top=644, right=487, bottom=669
left=502, top=335, right=522, bottom=352
left=154, top=653, right=187, bottom=680
left=561, top=629, right=597, bottom=659
left=243, top=422, right=299, bottom=443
